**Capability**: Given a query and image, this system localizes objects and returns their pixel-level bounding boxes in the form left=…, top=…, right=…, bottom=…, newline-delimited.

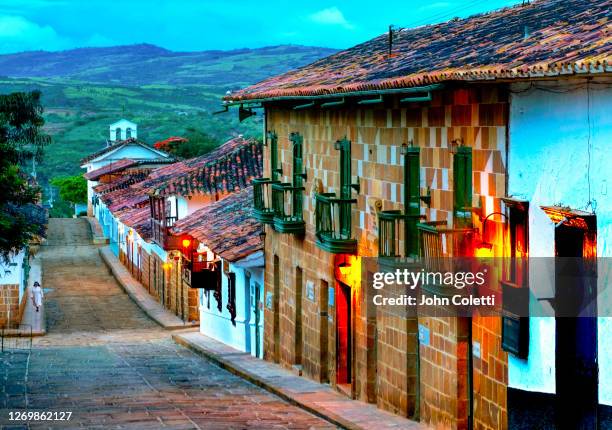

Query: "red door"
left=336, top=282, right=352, bottom=386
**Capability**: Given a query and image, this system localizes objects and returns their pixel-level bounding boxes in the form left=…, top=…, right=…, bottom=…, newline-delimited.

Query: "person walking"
left=31, top=281, right=44, bottom=312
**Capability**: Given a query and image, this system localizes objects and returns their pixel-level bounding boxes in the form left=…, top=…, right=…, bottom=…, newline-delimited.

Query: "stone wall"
left=0, top=284, right=21, bottom=328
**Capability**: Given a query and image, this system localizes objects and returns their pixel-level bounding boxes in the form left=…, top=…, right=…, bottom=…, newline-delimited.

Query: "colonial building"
left=224, top=0, right=610, bottom=428
left=80, top=121, right=174, bottom=216
left=172, top=187, right=264, bottom=356
left=87, top=135, right=263, bottom=324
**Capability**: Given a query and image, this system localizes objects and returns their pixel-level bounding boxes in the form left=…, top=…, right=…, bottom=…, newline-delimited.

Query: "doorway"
left=253, top=281, right=262, bottom=358
left=295, top=267, right=303, bottom=367
left=554, top=214, right=597, bottom=429
left=336, top=281, right=352, bottom=394
left=273, top=255, right=280, bottom=363
left=320, top=279, right=329, bottom=383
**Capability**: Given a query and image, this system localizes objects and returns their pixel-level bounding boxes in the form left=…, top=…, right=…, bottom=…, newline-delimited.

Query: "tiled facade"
left=263, top=86, right=509, bottom=428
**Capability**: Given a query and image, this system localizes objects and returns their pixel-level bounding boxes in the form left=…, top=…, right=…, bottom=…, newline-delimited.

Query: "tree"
left=0, top=91, right=50, bottom=263
left=153, top=129, right=220, bottom=159
left=51, top=175, right=87, bottom=205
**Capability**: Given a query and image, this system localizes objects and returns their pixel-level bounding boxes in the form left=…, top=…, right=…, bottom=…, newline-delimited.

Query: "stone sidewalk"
left=173, top=331, right=428, bottom=430
left=100, top=246, right=198, bottom=330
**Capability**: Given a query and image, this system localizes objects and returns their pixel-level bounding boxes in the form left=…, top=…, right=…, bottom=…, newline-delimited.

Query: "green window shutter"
left=338, top=138, right=351, bottom=199
left=337, top=138, right=352, bottom=238
left=405, top=147, right=420, bottom=214
left=291, top=132, right=304, bottom=220
left=453, top=146, right=472, bottom=214
left=404, top=147, right=420, bottom=256
left=291, top=133, right=304, bottom=187
left=268, top=131, right=280, bottom=181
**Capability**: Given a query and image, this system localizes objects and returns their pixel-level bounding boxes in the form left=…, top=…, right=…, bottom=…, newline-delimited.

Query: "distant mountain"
left=0, top=43, right=338, bottom=87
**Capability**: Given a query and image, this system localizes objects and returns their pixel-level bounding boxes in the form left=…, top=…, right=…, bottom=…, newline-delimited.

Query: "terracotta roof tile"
left=84, top=159, right=138, bottom=180
left=94, top=137, right=263, bottom=245
left=227, top=0, right=611, bottom=101
left=171, top=187, right=262, bottom=262
left=116, top=204, right=152, bottom=240
left=138, top=136, right=263, bottom=196
left=92, top=172, right=149, bottom=194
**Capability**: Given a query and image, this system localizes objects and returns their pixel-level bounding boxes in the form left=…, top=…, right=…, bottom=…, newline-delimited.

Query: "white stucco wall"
left=0, top=250, right=26, bottom=305
left=109, top=119, right=137, bottom=141
left=199, top=253, right=264, bottom=355
left=507, top=79, right=612, bottom=404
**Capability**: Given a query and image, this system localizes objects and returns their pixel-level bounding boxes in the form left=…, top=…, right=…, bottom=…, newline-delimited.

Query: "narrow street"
left=1, top=218, right=334, bottom=429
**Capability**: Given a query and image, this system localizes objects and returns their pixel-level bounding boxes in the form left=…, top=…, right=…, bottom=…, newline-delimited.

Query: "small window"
left=126, top=127, right=132, bottom=139
left=115, top=127, right=122, bottom=141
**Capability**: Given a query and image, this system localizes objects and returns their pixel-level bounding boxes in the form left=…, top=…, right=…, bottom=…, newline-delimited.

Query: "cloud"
left=0, top=15, right=69, bottom=53
left=309, top=7, right=354, bottom=29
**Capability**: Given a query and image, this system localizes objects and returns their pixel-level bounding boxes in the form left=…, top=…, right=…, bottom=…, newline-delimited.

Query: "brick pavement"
left=0, top=218, right=335, bottom=429
left=174, top=332, right=427, bottom=430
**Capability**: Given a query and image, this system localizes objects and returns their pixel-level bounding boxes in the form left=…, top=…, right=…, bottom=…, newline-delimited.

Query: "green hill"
left=0, top=44, right=336, bottom=216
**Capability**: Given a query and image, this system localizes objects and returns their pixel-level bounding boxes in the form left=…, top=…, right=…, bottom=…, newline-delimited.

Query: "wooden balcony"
left=417, top=221, right=477, bottom=271
left=152, top=216, right=180, bottom=249
left=378, top=210, right=425, bottom=258
left=272, top=182, right=305, bottom=234
left=253, top=177, right=280, bottom=224
left=314, top=192, right=357, bottom=254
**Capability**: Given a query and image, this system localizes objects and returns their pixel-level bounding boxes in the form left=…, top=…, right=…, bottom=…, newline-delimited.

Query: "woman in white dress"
left=31, top=281, right=44, bottom=312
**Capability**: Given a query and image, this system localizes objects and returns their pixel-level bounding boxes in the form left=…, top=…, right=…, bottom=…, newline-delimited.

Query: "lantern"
left=182, top=238, right=191, bottom=248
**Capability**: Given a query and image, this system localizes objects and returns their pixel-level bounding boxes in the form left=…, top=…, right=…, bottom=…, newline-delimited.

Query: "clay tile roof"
left=93, top=172, right=149, bottom=194
left=80, top=138, right=174, bottom=165
left=171, top=187, right=262, bottom=262
left=100, top=186, right=149, bottom=213
left=138, top=136, right=263, bottom=197
left=116, top=204, right=152, bottom=240
left=227, top=0, right=611, bottom=102
left=84, top=158, right=138, bottom=180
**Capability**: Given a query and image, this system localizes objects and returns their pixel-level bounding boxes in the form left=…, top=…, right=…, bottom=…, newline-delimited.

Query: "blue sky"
left=0, top=0, right=523, bottom=54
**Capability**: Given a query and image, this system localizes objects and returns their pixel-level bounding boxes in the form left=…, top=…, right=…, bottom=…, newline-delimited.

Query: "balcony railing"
left=417, top=221, right=477, bottom=273
left=378, top=210, right=425, bottom=258
left=315, top=192, right=357, bottom=254
left=272, top=182, right=305, bottom=234
left=152, top=216, right=181, bottom=249
left=253, top=177, right=280, bottom=224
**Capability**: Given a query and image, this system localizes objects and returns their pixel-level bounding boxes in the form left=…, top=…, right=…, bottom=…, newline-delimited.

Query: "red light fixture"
left=182, top=238, right=191, bottom=248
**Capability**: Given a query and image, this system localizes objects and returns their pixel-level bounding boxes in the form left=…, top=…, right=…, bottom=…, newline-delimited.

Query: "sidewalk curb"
left=99, top=247, right=198, bottom=331
left=86, top=216, right=109, bottom=244
left=172, top=333, right=359, bottom=430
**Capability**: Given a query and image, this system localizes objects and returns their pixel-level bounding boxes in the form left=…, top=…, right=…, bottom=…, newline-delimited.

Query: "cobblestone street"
left=0, top=218, right=334, bottom=429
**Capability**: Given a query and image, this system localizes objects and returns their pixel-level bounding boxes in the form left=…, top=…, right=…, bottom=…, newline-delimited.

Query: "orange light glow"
left=182, top=239, right=191, bottom=248
left=162, top=262, right=172, bottom=270
left=335, top=255, right=361, bottom=289
left=475, top=246, right=493, bottom=258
